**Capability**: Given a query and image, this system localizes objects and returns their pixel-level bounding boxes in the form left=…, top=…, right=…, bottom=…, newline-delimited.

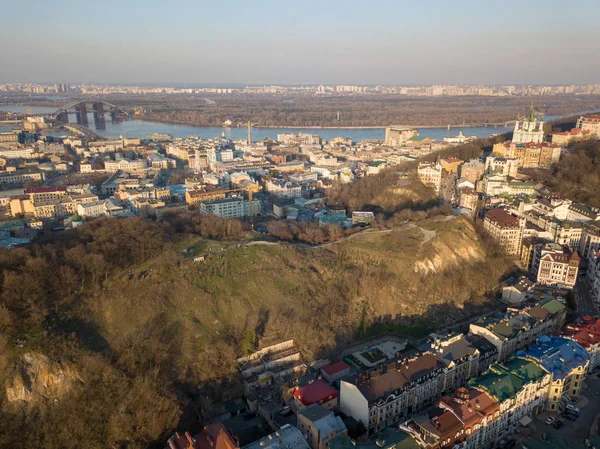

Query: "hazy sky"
left=1, top=0, right=599, bottom=85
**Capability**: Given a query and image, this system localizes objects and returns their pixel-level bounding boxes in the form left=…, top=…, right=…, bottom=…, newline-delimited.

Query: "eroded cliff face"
left=413, top=226, right=484, bottom=275
left=5, top=352, right=81, bottom=406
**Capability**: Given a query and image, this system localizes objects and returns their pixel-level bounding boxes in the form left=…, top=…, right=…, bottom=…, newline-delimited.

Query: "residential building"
left=532, top=243, right=579, bottom=289
left=0, top=169, right=43, bottom=186
left=320, top=361, right=351, bottom=383
left=438, top=387, right=500, bottom=449
left=297, top=404, right=347, bottom=449
left=293, top=379, right=339, bottom=411
left=421, top=332, right=481, bottom=395
left=484, top=157, right=518, bottom=178
left=104, top=158, right=147, bottom=173
left=459, top=159, right=485, bottom=185
left=277, top=161, right=306, bottom=173
left=468, top=358, right=550, bottom=442
left=417, top=162, right=442, bottom=194
left=404, top=406, right=466, bottom=449
left=551, top=127, right=592, bottom=145
left=501, top=276, right=535, bottom=304
left=464, top=334, right=498, bottom=377
left=266, top=180, right=303, bottom=199
left=580, top=222, right=600, bottom=259
left=243, top=425, right=310, bottom=449
left=277, top=133, right=321, bottom=146
left=562, top=316, right=600, bottom=372
left=576, top=114, right=600, bottom=135
left=458, top=188, right=478, bottom=212
left=340, top=353, right=443, bottom=435
left=517, top=336, right=589, bottom=411
left=567, top=202, right=598, bottom=222
left=165, top=422, right=239, bottom=449
left=200, top=198, right=261, bottom=219
left=440, top=157, right=463, bottom=174
left=483, top=209, right=525, bottom=256
left=469, top=298, right=566, bottom=362
left=186, top=188, right=228, bottom=206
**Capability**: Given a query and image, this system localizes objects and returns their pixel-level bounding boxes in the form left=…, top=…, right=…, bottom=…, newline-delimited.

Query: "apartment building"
left=581, top=222, right=600, bottom=259
left=517, top=336, right=589, bottom=412
left=460, top=159, right=485, bottom=185
left=0, top=169, right=43, bottom=186
left=421, top=333, right=481, bottom=395
left=567, top=203, right=598, bottom=222
left=340, top=353, right=443, bottom=435
left=484, top=157, right=518, bottom=177
left=200, top=197, right=260, bottom=219
left=265, top=180, right=302, bottom=199
left=468, top=358, right=550, bottom=442
left=532, top=243, right=579, bottom=289
left=483, top=209, right=525, bottom=256
left=404, top=387, right=501, bottom=449
left=417, top=162, right=443, bottom=194
left=469, top=298, right=566, bottom=362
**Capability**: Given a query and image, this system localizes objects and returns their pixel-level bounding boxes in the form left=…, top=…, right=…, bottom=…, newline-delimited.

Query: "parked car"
left=545, top=417, right=556, bottom=425
left=552, top=420, right=564, bottom=429
left=566, top=404, right=579, bottom=413
left=564, top=414, right=577, bottom=421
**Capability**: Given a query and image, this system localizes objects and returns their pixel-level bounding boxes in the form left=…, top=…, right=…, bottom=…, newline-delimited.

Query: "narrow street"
left=575, top=277, right=599, bottom=318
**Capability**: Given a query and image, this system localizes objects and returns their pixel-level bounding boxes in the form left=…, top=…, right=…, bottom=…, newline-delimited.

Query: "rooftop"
left=517, top=336, right=589, bottom=380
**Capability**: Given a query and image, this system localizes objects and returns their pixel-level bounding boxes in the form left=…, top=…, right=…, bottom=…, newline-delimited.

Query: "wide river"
left=0, top=104, right=588, bottom=142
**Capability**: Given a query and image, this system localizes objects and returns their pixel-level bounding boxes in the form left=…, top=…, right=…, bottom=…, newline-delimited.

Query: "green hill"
left=0, top=214, right=513, bottom=448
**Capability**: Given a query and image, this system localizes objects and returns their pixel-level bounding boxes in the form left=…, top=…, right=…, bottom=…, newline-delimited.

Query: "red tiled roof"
left=321, top=361, right=350, bottom=376
left=293, top=379, right=338, bottom=406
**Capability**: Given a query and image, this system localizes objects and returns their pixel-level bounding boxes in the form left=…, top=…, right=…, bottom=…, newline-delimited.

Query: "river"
left=0, top=104, right=589, bottom=142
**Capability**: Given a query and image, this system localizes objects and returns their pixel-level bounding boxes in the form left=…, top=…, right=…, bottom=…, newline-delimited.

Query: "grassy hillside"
left=0, top=214, right=514, bottom=448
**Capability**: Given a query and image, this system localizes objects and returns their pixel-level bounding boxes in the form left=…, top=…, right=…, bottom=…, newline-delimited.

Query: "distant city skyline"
left=1, top=0, right=600, bottom=85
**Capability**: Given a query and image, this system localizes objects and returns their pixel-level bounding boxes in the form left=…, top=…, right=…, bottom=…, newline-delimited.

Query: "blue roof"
left=517, top=336, right=589, bottom=380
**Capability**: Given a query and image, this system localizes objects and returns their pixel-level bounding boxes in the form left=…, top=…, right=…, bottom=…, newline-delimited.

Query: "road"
left=574, top=277, right=599, bottom=318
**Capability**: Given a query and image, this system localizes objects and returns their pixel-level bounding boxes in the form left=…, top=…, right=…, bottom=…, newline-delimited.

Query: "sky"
left=1, top=0, right=599, bottom=85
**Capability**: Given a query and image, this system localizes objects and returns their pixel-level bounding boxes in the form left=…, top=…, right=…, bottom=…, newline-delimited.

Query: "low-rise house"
left=501, top=276, right=535, bottom=304
left=320, top=361, right=351, bottom=383
left=297, top=404, right=347, bottom=449
left=294, top=379, right=339, bottom=411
